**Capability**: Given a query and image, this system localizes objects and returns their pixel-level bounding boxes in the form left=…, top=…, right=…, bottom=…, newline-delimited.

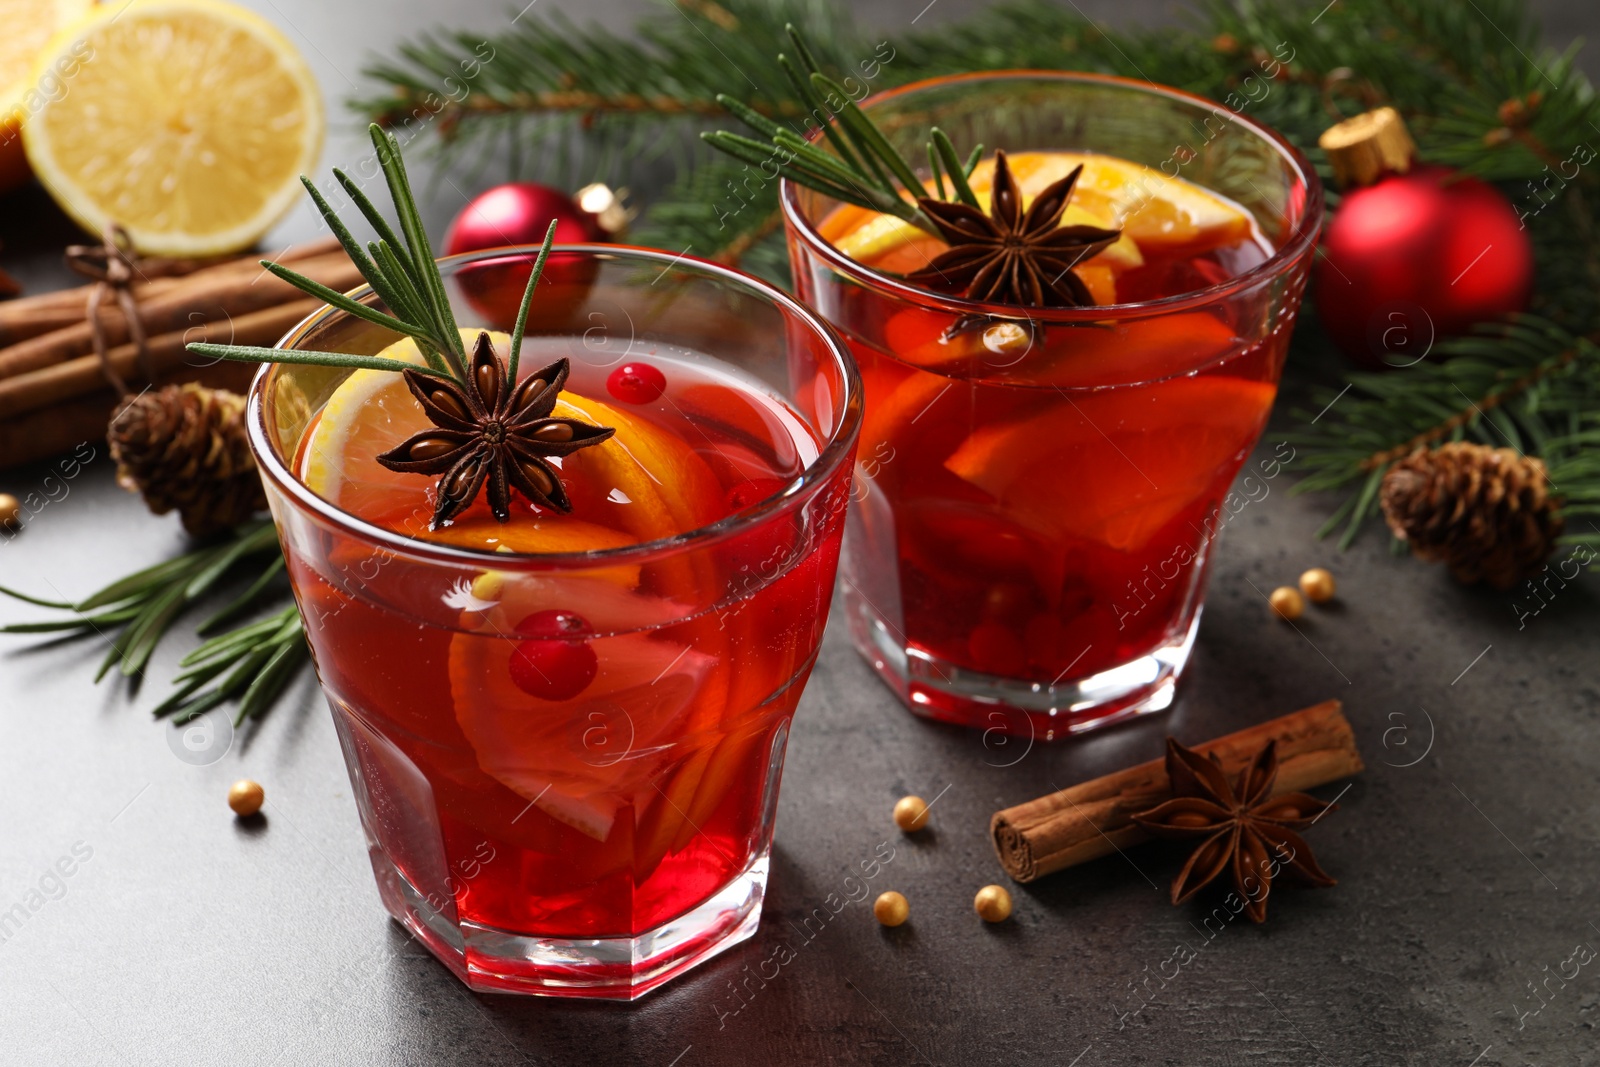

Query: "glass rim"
left=246, top=243, right=863, bottom=571
left=779, top=68, right=1325, bottom=322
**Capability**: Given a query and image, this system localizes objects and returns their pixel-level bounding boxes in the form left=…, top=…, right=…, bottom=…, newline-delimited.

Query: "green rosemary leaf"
left=0, top=585, right=73, bottom=610
left=169, top=687, right=232, bottom=725
left=151, top=673, right=213, bottom=719
left=364, top=240, right=422, bottom=323
left=199, top=555, right=286, bottom=635
left=770, top=129, right=885, bottom=194
left=94, top=635, right=126, bottom=684
left=932, top=128, right=980, bottom=209
left=0, top=607, right=142, bottom=634
left=299, top=177, right=387, bottom=294
left=699, top=132, right=877, bottom=209
left=788, top=57, right=889, bottom=191
left=76, top=555, right=199, bottom=611
left=181, top=611, right=296, bottom=668
left=369, top=124, right=466, bottom=373
left=715, top=92, right=786, bottom=141
left=712, top=130, right=906, bottom=214
left=257, top=261, right=434, bottom=346
left=333, top=167, right=415, bottom=277
left=216, top=639, right=283, bottom=701
left=369, top=240, right=451, bottom=376
left=813, top=73, right=922, bottom=194
left=927, top=143, right=947, bottom=201
left=185, top=344, right=457, bottom=380
left=963, top=144, right=983, bottom=177
left=173, top=646, right=250, bottom=684
left=238, top=631, right=308, bottom=723
left=183, top=522, right=279, bottom=601
left=509, top=220, right=558, bottom=382
left=776, top=40, right=868, bottom=180
left=119, top=581, right=191, bottom=677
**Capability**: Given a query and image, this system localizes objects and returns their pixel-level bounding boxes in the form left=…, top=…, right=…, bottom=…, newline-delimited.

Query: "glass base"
left=371, top=845, right=768, bottom=999
left=846, top=587, right=1199, bottom=741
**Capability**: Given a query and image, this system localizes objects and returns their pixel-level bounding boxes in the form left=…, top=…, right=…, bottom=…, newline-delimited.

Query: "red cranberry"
left=606, top=362, right=666, bottom=404
left=509, top=611, right=598, bottom=700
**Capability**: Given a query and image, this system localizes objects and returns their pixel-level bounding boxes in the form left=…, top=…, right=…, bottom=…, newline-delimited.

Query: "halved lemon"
left=22, top=0, right=322, bottom=255
left=0, top=0, right=96, bottom=194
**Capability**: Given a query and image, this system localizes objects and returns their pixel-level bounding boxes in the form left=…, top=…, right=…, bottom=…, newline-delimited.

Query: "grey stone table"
left=4, top=2, right=1599, bottom=1063
left=5, top=243, right=1598, bottom=1067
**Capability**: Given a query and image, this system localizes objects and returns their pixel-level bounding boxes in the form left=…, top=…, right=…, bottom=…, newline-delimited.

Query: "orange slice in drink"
left=449, top=613, right=720, bottom=843
left=944, top=376, right=1276, bottom=552
left=880, top=303, right=1243, bottom=387
left=984, top=152, right=1254, bottom=254
left=830, top=151, right=1253, bottom=279
left=300, top=331, right=723, bottom=546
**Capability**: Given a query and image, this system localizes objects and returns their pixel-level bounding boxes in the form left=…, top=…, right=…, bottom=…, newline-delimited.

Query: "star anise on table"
left=1131, top=737, right=1338, bottom=924
left=377, top=331, right=614, bottom=527
left=905, top=149, right=1123, bottom=309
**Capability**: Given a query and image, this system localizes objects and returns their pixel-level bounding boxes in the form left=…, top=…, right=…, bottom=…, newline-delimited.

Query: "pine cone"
left=107, top=383, right=266, bottom=538
left=1379, top=442, right=1562, bottom=589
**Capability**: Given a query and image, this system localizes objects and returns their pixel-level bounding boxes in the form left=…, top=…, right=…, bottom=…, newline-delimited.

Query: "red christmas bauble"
left=1314, top=165, right=1534, bottom=369
left=445, top=183, right=607, bottom=329
left=444, top=182, right=603, bottom=256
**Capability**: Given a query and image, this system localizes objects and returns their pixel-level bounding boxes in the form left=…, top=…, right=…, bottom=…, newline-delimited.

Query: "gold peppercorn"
left=893, top=795, right=930, bottom=832
left=0, top=493, right=20, bottom=530
left=1299, top=567, right=1336, bottom=603
left=1269, top=586, right=1305, bottom=620
left=873, top=891, right=909, bottom=927
left=974, top=884, right=1013, bottom=923
left=228, top=779, right=265, bottom=817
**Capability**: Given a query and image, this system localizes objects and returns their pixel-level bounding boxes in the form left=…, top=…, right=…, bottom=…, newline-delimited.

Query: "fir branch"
left=1288, top=319, right=1600, bottom=548
left=355, top=0, right=1600, bottom=559
left=350, top=1, right=862, bottom=170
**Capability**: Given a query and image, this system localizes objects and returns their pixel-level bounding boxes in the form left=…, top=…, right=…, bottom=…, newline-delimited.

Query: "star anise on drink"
left=376, top=331, right=614, bottom=527
left=1131, top=737, right=1338, bottom=924
left=905, top=149, right=1124, bottom=308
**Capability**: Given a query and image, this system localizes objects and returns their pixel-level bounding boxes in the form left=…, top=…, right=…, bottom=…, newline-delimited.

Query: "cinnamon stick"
left=0, top=299, right=321, bottom=420
left=990, top=700, right=1362, bottom=883
left=0, top=250, right=363, bottom=379
left=0, top=238, right=340, bottom=348
left=0, top=361, right=256, bottom=470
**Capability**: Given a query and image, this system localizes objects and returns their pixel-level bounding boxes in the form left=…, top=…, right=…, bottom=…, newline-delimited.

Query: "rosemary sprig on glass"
left=188, top=122, right=557, bottom=386
left=702, top=25, right=983, bottom=237
left=0, top=124, right=570, bottom=730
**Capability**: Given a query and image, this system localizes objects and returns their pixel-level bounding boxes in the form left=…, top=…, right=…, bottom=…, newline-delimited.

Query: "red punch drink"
left=784, top=74, right=1322, bottom=739
left=250, top=249, right=860, bottom=998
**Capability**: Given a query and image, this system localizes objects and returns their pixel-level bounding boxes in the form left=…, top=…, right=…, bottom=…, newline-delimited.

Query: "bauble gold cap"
left=1318, top=107, right=1416, bottom=189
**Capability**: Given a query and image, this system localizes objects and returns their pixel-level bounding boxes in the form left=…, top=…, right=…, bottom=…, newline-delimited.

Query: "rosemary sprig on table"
left=187, top=122, right=557, bottom=386
left=702, top=25, right=982, bottom=238
left=0, top=521, right=305, bottom=725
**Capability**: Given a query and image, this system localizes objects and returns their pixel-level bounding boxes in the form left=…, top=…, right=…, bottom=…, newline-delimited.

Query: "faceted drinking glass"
left=248, top=246, right=860, bottom=998
left=783, top=72, right=1322, bottom=739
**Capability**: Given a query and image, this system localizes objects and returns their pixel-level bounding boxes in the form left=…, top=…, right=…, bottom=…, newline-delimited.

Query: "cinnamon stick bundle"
left=0, top=236, right=360, bottom=469
left=0, top=250, right=362, bottom=380
left=0, top=238, right=339, bottom=347
left=991, top=701, right=1362, bottom=883
left=0, top=299, right=321, bottom=419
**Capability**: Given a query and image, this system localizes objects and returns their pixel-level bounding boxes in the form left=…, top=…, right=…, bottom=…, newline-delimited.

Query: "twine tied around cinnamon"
left=65, top=223, right=151, bottom=395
